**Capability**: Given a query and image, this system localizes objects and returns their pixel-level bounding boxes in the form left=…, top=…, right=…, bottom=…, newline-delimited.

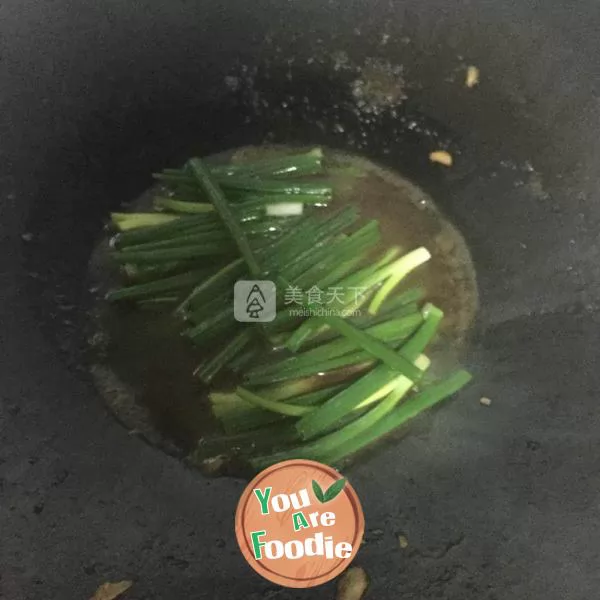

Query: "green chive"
left=368, top=247, right=431, bottom=315
left=295, top=304, right=443, bottom=440
left=196, top=330, right=253, bottom=384
left=320, top=370, right=472, bottom=465
left=250, top=355, right=431, bottom=469
left=236, top=387, right=314, bottom=417
left=189, top=158, right=262, bottom=277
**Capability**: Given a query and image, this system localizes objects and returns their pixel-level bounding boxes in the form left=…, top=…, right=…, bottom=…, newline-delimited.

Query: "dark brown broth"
left=88, top=146, right=478, bottom=464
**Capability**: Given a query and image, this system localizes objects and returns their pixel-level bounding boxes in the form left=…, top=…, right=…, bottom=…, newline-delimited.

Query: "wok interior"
left=6, top=0, right=600, bottom=597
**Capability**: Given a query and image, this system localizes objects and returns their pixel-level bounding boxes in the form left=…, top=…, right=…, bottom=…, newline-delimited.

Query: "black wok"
left=2, top=1, right=600, bottom=598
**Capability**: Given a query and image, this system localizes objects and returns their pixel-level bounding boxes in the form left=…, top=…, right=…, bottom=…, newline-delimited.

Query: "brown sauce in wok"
left=87, top=146, right=478, bottom=472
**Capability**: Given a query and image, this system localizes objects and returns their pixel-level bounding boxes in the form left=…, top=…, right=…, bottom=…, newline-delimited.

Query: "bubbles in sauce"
left=87, top=146, right=478, bottom=473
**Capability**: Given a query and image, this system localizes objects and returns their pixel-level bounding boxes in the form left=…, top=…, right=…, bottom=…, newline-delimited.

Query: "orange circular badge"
left=235, top=459, right=365, bottom=588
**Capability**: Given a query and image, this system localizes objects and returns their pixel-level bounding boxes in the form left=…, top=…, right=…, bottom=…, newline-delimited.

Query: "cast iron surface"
left=2, top=0, right=600, bottom=598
